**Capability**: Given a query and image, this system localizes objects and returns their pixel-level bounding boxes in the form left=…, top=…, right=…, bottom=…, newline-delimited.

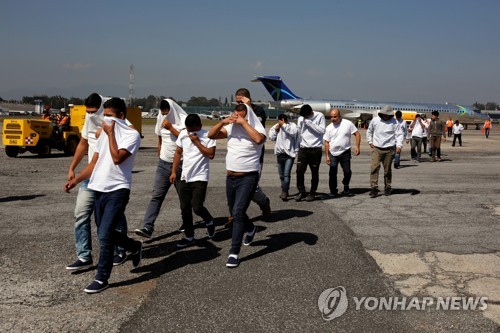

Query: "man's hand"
left=67, top=170, right=75, bottom=181
left=64, top=179, right=77, bottom=193
left=169, top=173, right=176, bottom=184
left=325, top=155, right=331, bottom=165
left=95, top=128, right=103, bottom=139
left=189, top=132, right=200, bottom=144
left=234, top=114, right=247, bottom=125
left=240, top=96, right=251, bottom=106
left=370, top=144, right=374, bottom=149
left=162, top=119, right=172, bottom=130
left=102, top=119, right=115, bottom=136
left=396, top=147, right=402, bottom=154
left=354, top=147, right=360, bottom=155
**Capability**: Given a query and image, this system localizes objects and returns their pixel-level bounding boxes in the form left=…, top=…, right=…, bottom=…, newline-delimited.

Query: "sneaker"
left=206, top=221, right=216, bottom=239
left=178, top=224, right=186, bottom=232
left=305, top=193, right=315, bottom=202
left=226, top=254, right=239, bottom=268
left=384, top=188, right=392, bottom=196
left=369, top=189, right=379, bottom=198
left=243, top=226, right=257, bottom=246
left=295, top=192, right=307, bottom=202
left=66, top=258, right=93, bottom=271
left=84, top=280, right=109, bottom=294
left=134, top=227, right=152, bottom=239
left=113, top=252, right=127, bottom=266
left=261, top=198, right=271, bottom=217
left=177, top=237, right=195, bottom=248
left=131, top=242, right=142, bottom=268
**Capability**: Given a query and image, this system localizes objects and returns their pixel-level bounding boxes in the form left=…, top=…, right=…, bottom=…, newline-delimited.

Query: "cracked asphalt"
left=0, top=124, right=499, bottom=332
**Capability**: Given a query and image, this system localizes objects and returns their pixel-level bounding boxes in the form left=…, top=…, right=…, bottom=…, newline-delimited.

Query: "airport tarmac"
left=0, top=125, right=499, bottom=332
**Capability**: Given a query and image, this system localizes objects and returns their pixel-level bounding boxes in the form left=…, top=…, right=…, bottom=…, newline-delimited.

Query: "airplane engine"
left=307, top=102, right=332, bottom=113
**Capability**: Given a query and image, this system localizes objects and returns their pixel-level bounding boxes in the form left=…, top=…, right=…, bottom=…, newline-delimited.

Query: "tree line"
left=0, top=95, right=232, bottom=113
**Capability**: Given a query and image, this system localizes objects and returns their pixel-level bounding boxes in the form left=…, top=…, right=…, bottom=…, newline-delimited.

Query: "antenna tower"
left=128, top=64, right=135, bottom=106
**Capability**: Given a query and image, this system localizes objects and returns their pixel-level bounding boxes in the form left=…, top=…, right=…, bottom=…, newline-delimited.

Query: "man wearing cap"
left=366, top=105, right=404, bottom=197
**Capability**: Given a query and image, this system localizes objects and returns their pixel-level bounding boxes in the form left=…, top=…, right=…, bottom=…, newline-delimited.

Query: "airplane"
left=252, top=76, right=490, bottom=127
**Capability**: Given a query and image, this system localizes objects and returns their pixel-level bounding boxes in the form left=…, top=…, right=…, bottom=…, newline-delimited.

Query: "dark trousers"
left=485, top=128, right=490, bottom=138
left=410, top=137, right=423, bottom=160
left=328, top=149, right=352, bottom=194
left=179, top=180, right=213, bottom=238
left=296, top=147, right=322, bottom=194
left=452, top=134, right=462, bottom=146
left=226, top=173, right=259, bottom=255
left=447, top=127, right=452, bottom=137
left=94, top=189, right=140, bottom=283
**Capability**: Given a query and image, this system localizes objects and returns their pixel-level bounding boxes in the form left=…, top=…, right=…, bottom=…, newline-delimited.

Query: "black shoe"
left=177, top=237, right=195, bottom=248
left=342, top=190, right=354, bottom=197
left=279, top=191, right=288, bottom=201
left=384, top=188, right=392, bottom=196
left=178, top=224, right=186, bottom=232
left=305, top=193, right=315, bottom=202
left=112, top=252, right=127, bottom=266
left=226, top=254, right=239, bottom=268
left=369, top=189, right=379, bottom=198
left=84, top=280, right=109, bottom=294
left=66, top=259, right=93, bottom=271
left=261, top=198, right=271, bottom=217
left=206, top=221, right=216, bottom=239
left=134, top=227, right=152, bottom=239
left=243, top=226, right=257, bottom=246
left=131, top=242, right=142, bottom=269
left=295, top=192, right=307, bottom=202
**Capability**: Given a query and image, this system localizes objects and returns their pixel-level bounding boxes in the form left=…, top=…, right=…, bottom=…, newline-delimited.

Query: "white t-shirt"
left=323, top=119, right=358, bottom=156
left=225, top=123, right=266, bottom=172
left=175, top=129, right=216, bottom=182
left=453, top=124, right=464, bottom=134
left=410, top=119, right=426, bottom=138
left=88, top=118, right=141, bottom=192
left=82, top=114, right=132, bottom=163
left=155, top=118, right=184, bottom=163
left=297, top=111, right=326, bottom=148
left=268, top=122, right=299, bottom=157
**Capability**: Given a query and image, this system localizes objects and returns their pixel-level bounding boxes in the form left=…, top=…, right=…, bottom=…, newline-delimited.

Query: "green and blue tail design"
left=252, top=76, right=301, bottom=101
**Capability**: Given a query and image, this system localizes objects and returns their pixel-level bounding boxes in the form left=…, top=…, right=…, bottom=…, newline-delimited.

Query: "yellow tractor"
left=3, top=106, right=142, bottom=157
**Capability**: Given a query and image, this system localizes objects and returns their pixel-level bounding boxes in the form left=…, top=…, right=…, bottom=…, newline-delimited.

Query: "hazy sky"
left=1, top=0, right=499, bottom=105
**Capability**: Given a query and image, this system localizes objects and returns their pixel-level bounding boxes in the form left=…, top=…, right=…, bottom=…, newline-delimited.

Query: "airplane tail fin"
left=252, top=76, right=301, bottom=101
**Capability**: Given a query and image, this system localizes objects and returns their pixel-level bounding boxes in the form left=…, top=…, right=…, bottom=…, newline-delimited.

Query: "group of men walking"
left=62, top=88, right=472, bottom=294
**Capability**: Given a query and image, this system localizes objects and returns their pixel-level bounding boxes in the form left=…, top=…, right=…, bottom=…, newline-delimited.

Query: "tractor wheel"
left=64, top=137, right=79, bottom=156
left=5, top=146, right=20, bottom=158
left=38, top=144, right=52, bottom=156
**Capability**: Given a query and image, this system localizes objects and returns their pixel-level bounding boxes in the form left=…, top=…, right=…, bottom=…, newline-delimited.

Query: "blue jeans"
left=277, top=154, right=294, bottom=192
left=74, top=179, right=95, bottom=261
left=142, top=159, right=181, bottom=232
left=328, top=150, right=352, bottom=194
left=226, top=173, right=259, bottom=255
left=394, top=151, right=401, bottom=167
left=94, top=189, right=141, bottom=283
